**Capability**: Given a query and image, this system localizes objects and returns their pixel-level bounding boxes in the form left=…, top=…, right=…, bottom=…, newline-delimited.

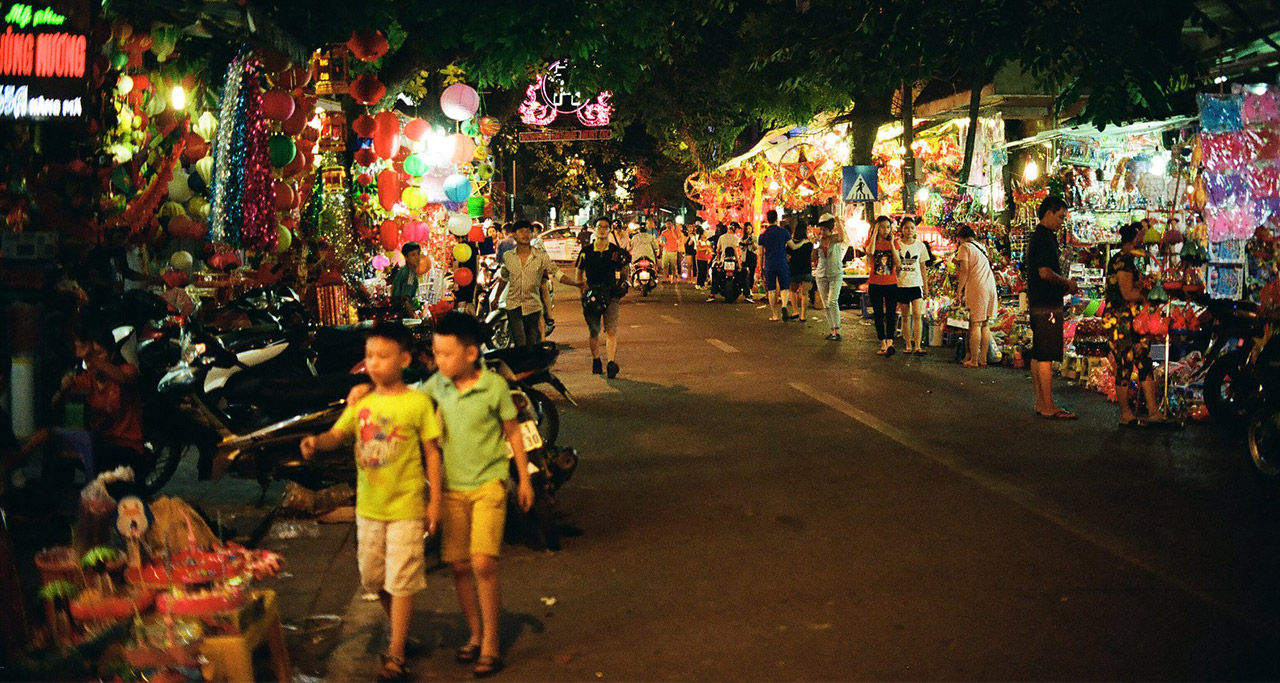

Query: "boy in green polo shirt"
left=301, top=323, right=441, bottom=682
left=425, top=311, right=534, bottom=678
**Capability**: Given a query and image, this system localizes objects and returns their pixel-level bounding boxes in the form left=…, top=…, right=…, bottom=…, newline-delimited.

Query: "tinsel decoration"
left=207, top=52, right=277, bottom=250
left=317, top=180, right=362, bottom=273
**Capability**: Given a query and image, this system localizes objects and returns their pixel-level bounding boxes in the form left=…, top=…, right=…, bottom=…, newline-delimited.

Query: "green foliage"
left=38, top=580, right=79, bottom=602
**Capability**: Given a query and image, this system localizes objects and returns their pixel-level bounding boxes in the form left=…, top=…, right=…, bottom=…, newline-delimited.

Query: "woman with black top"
left=683, top=225, right=696, bottom=281
left=786, top=221, right=815, bottom=322
left=741, top=223, right=758, bottom=301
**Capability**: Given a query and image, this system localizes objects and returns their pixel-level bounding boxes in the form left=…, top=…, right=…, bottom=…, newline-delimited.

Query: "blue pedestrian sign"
left=842, top=165, right=878, bottom=202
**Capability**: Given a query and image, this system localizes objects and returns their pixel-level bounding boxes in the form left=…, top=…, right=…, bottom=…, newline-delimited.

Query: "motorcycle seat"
left=485, top=342, right=558, bottom=376
left=225, top=372, right=370, bottom=413
left=216, top=325, right=285, bottom=353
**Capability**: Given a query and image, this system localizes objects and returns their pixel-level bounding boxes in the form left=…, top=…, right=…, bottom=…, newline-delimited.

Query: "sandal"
left=473, top=655, right=505, bottom=678
left=1036, top=409, right=1078, bottom=420
left=876, top=348, right=887, bottom=355
left=377, top=653, right=411, bottom=682
left=456, top=642, right=482, bottom=664
left=962, top=361, right=979, bottom=368
left=914, top=350, right=927, bottom=356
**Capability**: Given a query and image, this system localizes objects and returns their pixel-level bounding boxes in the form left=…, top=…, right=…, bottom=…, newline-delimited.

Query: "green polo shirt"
left=420, top=368, right=518, bottom=491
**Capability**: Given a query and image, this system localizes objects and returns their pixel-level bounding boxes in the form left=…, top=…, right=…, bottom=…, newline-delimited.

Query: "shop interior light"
left=675, top=215, right=684, bottom=224
left=914, top=187, right=930, bottom=204
left=1023, top=159, right=1040, bottom=182
left=170, top=85, right=186, bottom=110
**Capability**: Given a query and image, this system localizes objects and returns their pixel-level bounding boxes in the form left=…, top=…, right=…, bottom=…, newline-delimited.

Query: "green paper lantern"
left=466, top=195, right=485, bottom=217
left=403, top=153, right=429, bottom=177
left=462, top=120, right=480, bottom=137
left=109, top=50, right=128, bottom=70
left=268, top=135, right=296, bottom=168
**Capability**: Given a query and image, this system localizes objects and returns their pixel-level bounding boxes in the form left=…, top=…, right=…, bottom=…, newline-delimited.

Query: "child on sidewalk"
left=425, top=311, right=534, bottom=678
left=301, top=322, right=441, bottom=682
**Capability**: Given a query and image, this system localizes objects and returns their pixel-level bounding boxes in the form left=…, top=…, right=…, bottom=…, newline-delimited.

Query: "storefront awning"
left=1001, top=116, right=1197, bottom=150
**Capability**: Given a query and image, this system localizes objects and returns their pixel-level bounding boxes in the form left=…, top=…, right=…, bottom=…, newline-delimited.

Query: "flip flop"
left=1037, top=409, right=1078, bottom=420
left=876, top=348, right=887, bottom=355
left=473, top=655, right=505, bottom=678
left=456, top=642, right=481, bottom=664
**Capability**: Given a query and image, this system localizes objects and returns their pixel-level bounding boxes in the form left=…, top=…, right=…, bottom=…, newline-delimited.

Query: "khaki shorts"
left=441, top=478, right=508, bottom=563
left=356, top=515, right=427, bottom=597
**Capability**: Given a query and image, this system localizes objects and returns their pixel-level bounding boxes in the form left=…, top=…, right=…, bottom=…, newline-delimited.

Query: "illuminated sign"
left=517, top=129, right=612, bottom=143
left=519, top=60, right=612, bottom=128
left=0, top=1, right=88, bottom=120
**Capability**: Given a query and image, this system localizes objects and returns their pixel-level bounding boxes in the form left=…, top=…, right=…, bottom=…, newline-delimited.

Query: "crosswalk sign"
left=842, top=166, right=878, bottom=202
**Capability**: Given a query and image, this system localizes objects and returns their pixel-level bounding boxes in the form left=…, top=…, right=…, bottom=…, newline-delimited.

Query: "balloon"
left=261, top=89, right=295, bottom=121
left=379, top=219, right=401, bottom=251
left=193, top=111, right=218, bottom=141
left=347, top=29, right=389, bottom=62
left=402, top=186, right=427, bottom=210
left=170, top=250, right=194, bottom=270
left=453, top=243, right=472, bottom=262
left=403, top=154, right=429, bottom=177
left=352, top=114, right=376, bottom=138
left=449, top=133, right=476, bottom=164
left=403, top=118, right=429, bottom=141
left=440, top=83, right=479, bottom=121
left=377, top=169, right=401, bottom=211
left=453, top=267, right=474, bottom=287
left=466, top=195, right=485, bottom=218
left=478, top=115, right=501, bottom=136
left=168, top=169, right=194, bottom=202
left=444, top=174, right=472, bottom=203
left=276, top=225, right=293, bottom=252
left=274, top=181, right=295, bottom=210
left=447, top=212, right=471, bottom=236
left=194, top=156, right=213, bottom=186
left=349, top=74, right=385, bottom=105
left=269, top=135, right=297, bottom=167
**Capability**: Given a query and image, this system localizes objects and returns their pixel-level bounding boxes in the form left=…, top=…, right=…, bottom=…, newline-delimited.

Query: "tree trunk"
left=902, top=81, right=916, bottom=214
left=959, top=73, right=985, bottom=188
left=845, top=91, right=893, bottom=221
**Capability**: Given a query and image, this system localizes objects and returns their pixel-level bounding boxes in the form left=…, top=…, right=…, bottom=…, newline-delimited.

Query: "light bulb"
left=170, top=85, right=186, bottom=110
left=914, top=187, right=930, bottom=204
left=1023, top=160, right=1040, bottom=182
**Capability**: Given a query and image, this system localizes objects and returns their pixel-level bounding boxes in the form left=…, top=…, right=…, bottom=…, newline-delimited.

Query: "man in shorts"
left=1024, top=196, right=1080, bottom=419
left=757, top=209, right=794, bottom=321
left=576, top=219, right=631, bottom=378
left=659, top=220, right=682, bottom=283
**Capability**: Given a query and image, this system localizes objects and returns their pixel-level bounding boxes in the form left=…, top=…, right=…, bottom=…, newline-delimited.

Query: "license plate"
left=639, top=272, right=650, bottom=281
left=724, top=260, right=736, bottom=271
left=506, top=420, right=544, bottom=458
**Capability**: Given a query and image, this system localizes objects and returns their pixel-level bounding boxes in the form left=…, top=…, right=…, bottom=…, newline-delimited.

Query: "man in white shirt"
left=629, top=225, right=659, bottom=264
left=497, top=220, right=582, bottom=347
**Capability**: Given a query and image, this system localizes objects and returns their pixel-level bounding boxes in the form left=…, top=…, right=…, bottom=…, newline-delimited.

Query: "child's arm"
left=502, top=418, right=535, bottom=512
left=299, top=427, right=346, bottom=459
left=423, top=438, right=442, bottom=534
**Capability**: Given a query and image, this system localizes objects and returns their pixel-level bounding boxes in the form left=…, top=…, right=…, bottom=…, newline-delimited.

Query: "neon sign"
left=519, top=60, right=612, bottom=128
left=0, top=1, right=86, bottom=119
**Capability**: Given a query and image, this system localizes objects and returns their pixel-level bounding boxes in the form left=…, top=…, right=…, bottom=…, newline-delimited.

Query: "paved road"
left=191, top=281, right=1280, bottom=681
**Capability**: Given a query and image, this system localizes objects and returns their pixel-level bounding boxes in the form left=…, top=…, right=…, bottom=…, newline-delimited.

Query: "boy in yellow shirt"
left=301, top=323, right=441, bottom=682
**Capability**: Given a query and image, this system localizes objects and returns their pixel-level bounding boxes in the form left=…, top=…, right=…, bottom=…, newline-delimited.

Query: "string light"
left=170, top=84, right=186, bottom=110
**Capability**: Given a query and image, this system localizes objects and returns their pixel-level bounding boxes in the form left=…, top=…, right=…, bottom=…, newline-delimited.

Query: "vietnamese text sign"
left=0, top=1, right=90, bottom=120
left=843, top=165, right=878, bottom=202
left=518, top=128, right=613, bottom=143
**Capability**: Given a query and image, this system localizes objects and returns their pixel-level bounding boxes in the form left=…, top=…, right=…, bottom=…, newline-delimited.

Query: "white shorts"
left=356, top=515, right=427, bottom=597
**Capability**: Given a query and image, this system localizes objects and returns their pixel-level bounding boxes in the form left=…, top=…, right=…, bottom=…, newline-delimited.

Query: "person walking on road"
left=864, top=215, right=899, bottom=355
left=1025, top=196, right=1080, bottom=419
left=758, top=210, right=794, bottom=321
left=895, top=217, right=933, bottom=355
left=496, top=220, right=582, bottom=347
left=682, top=225, right=696, bottom=281
left=576, top=220, right=631, bottom=378
left=954, top=224, right=997, bottom=366
left=660, top=220, right=682, bottom=283
left=695, top=227, right=714, bottom=289
left=786, top=221, right=815, bottom=322
left=813, top=213, right=845, bottom=340
left=741, top=222, right=758, bottom=302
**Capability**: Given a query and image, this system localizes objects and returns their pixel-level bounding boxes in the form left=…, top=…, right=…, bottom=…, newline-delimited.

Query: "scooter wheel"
left=1248, top=409, right=1280, bottom=477
left=532, top=492, right=561, bottom=551
left=525, top=387, right=560, bottom=447
left=143, top=439, right=185, bottom=495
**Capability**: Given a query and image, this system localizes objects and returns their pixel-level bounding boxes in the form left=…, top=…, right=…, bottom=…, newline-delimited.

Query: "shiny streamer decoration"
left=208, top=53, right=276, bottom=249
left=208, top=52, right=247, bottom=244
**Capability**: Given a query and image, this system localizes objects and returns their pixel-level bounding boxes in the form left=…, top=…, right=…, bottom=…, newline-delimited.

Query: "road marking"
left=789, top=381, right=1253, bottom=625
left=660, top=314, right=680, bottom=324
left=706, top=338, right=739, bottom=353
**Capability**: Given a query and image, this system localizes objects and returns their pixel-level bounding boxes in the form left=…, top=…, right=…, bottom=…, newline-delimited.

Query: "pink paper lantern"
left=403, top=118, right=429, bottom=142
left=450, top=133, right=476, bottom=164
left=440, top=83, right=479, bottom=121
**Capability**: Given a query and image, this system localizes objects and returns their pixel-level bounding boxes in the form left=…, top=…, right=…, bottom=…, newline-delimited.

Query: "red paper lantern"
left=354, top=148, right=376, bottom=167
left=357, top=172, right=373, bottom=186
left=403, top=118, right=428, bottom=142
left=377, top=169, right=401, bottom=211
left=261, top=90, right=295, bottom=121
left=453, top=267, right=474, bottom=287
left=467, top=223, right=485, bottom=242
left=348, top=74, right=385, bottom=105
left=379, top=219, right=401, bottom=251
left=352, top=114, right=376, bottom=138
left=274, top=65, right=311, bottom=90
left=374, top=131, right=400, bottom=159
left=347, top=30, right=389, bottom=62
left=281, top=106, right=309, bottom=136
left=374, top=111, right=399, bottom=135
left=274, top=181, right=295, bottom=211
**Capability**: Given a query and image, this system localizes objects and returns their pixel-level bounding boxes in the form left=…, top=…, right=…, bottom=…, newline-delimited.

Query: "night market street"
left=167, top=282, right=1280, bottom=681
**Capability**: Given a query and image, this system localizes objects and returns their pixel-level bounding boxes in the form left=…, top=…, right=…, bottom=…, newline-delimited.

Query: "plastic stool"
left=200, top=590, right=291, bottom=682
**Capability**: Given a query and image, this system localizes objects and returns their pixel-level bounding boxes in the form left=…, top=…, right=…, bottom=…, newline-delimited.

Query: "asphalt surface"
left=184, top=280, right=1280, bottom=681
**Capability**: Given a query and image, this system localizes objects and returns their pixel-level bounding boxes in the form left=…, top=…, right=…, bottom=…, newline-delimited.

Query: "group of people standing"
left=860, top=215, right=936, bottom=356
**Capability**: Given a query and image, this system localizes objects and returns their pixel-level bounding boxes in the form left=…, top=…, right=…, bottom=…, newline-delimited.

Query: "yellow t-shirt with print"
left=333, top=390, right=441, bottom=521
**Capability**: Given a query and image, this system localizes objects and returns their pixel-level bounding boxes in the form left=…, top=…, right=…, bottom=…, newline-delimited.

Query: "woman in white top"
left=953, top=223, right=999, bottom=368
left=893, top=217, right=933, bottom=355
left=812, top=214, right=846, bottom=340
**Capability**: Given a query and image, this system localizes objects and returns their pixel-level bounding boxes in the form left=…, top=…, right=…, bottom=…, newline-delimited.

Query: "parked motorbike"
left=503, top=387, right=578, bottom=551
left=1202, top=300, right=1268, bottom=427
left=709, top=247, right=747, bottom=303
left=631, top=256, right=657, bottom=296
left=485, top=341, right=575, bottom=447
